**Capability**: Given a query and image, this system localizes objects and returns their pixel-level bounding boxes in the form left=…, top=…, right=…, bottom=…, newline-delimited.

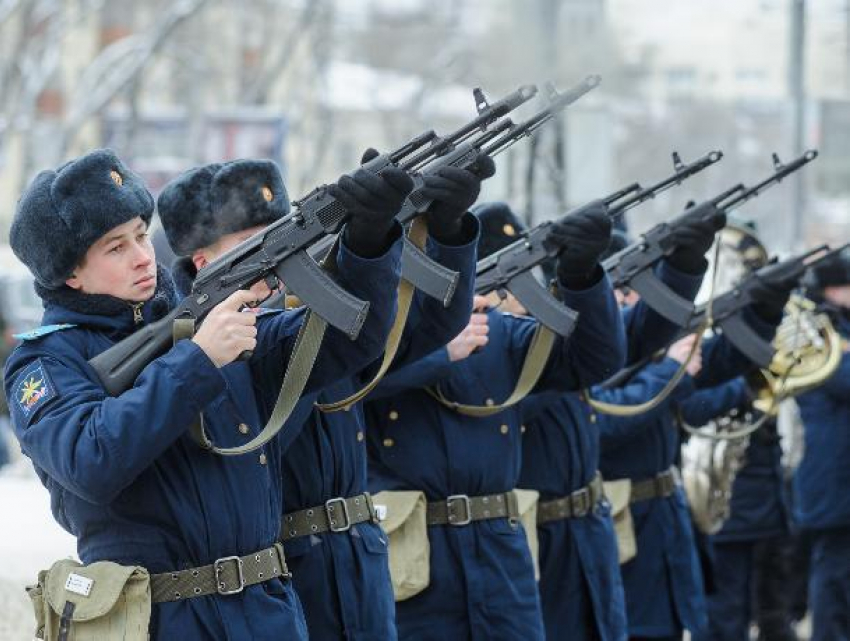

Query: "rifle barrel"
left=480, top=75, right=602, bottom=157
left=609, top=150, right=724, bottom=217
left=719, top=149, right=818, bottom=211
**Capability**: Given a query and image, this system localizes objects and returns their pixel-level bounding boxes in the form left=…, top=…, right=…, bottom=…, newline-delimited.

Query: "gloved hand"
left=545, top=200, right=612, bottom=289
left=666, top=201, right=726, bottom=274
left=420, top=155, right=497, bottom=244
left=748, top=259, right=801, bottom=324
left=329, top=148, right=414, bottom=257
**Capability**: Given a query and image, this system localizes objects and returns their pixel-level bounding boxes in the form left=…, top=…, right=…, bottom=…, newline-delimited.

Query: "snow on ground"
left=0, top=461, right=77, bottom=640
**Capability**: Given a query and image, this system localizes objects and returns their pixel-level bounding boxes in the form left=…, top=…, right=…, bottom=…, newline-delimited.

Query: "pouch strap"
left=628, top=466, right=680, bottom=504
left=150, top=543, right=290, bottom=604
left=58, top=601, right=75, bottom=641
left=281, top=493, right=378, bottom=541
left=537, top=473, right=605, bottom=523
left=426, top=491, right=519, bottom=526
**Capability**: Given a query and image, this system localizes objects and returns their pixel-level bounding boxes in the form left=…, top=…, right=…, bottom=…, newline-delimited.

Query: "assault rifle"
left=474, top=149, right=724, bottom=336
left=89, top=84, right=538, bottom=396
left=603, top=150, right=819, bottom=328
left=602, top=243, right=848, bottom=388
left=306, top=76, right=604, bottom=304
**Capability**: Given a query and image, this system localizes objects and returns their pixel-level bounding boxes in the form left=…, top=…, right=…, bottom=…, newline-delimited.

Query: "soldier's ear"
left=192, top=250, right=209, bottom=272
left=65, top=271, right=82, bottom=290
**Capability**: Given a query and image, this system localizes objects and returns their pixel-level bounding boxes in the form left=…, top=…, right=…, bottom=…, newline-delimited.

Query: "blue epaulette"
left=13, top=324, right=77, bottom=341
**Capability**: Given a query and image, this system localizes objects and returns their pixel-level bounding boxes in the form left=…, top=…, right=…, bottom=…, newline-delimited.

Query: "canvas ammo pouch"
left=373, top=490, right=430, bottom=602
left=513, top=488, right=541, bottom=580
left=27, top=558, right=151, bottom=641
left=603, top=479, right=636, bottom=564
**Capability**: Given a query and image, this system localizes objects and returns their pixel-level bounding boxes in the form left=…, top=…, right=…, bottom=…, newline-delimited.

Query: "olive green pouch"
left=373, top=490, right=430, bottom=601
left=27, top=558, right=151, bottom=640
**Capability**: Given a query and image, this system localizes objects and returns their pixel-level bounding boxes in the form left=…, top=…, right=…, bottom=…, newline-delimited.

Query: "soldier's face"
left=195, top=225, right=272, bottom=302
left=65, top=217, right=156, bottom=302
left=824, top=285, right=850, bottom=309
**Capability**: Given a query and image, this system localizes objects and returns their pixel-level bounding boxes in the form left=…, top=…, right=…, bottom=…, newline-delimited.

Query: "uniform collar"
left=37, top=264, right=178, bottom=336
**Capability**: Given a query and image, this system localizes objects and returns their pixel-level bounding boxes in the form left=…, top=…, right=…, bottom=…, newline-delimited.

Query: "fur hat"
left=10, top=149, right=154, bottom=289
left=808, top=250, right=850, bottom=289
left=472, top=201, right=527, bottom=260
left=157, top=160, right=289, bottom=256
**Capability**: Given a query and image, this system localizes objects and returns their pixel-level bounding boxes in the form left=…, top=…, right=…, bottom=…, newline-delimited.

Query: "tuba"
left=681, top=225, right=842, bottom=534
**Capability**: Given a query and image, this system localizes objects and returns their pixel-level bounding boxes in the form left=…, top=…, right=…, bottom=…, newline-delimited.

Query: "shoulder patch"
left=13, top=359, right=58, bottom=419
left=14, top=324, right=77, bottom=341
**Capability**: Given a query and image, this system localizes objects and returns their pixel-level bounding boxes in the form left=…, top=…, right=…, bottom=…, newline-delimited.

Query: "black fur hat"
left=472, top=201, right=526, bottom=260
left=158, top=160, right=289, bottom=256
left=807, top=250, right=850, bottom=289
left=10, top=149, right=154, bottom=289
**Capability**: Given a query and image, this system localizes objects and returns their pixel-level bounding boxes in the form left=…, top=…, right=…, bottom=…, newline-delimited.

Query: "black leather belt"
left=426, top=491, right=519, bottom=526
left=537, top=473, right=605, bottom=523
left=629, top=466, right=680, bottom=504
left=150, top=543, right=290, bottom=604
left=280, top=493, right=378, bottom=541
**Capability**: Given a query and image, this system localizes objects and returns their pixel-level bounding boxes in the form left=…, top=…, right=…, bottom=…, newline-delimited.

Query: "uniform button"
left=238, top=423, right=249, bottom=434
left=500, top=424, right=509, bottom=435
left=389, top=410, right=399, bottom=421
left=259, top=453, right=267, bottom=465
left=357, top=431, right=364, bottom=442
left=590, top=414, right=597, bottom=424
left=383, top=438, right=395, bottom=448
left=521, top=425, right=527, bottom=434
left=485, top=398, right=495, bottom=407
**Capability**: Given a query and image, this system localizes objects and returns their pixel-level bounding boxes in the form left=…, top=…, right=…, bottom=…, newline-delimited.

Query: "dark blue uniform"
left=4, top=239, right=402, bottom=641
left=518, top=262, right=703, bottom=641
left=595, top=332, right=769, bottom=639
left=279, top=228, right=478, bottom=641
left=365, top=272, right=626, bottom=640
left=793, top=314, right=850, bottom=641
left=681, top=378, right=792, bottom=641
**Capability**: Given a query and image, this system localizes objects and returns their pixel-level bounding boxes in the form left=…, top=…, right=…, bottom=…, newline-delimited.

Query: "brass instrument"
left=682, top=225, right=842, bottom=534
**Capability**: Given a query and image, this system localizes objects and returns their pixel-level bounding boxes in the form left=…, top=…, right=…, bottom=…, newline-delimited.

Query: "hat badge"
left=110, top=170, right=123, bottom=187
left=262, top=186, right=273, bottom=202
left=502, top=223, right=516, bottom=237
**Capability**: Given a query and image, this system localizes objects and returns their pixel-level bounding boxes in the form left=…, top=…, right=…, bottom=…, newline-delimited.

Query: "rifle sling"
left=315, top=216, right=429, bottom=413
left=424, top=323, right=556, bottom=417
left=174, top=242, right=345, bottom=456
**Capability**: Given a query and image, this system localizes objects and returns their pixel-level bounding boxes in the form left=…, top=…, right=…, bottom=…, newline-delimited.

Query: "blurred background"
left=0, top=2, right=847, bottom=636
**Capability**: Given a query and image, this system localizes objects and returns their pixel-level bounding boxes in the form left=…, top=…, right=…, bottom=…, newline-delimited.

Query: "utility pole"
left=789, top=0, right=806, bottom=250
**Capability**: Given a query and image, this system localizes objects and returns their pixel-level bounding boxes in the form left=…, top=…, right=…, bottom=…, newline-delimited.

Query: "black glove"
left=748, top=259, right=801, bottom=324
left=328, top=148, right=414, bottom=257
left=545, top=200, right=612, bottom=289
left=420, top=155, right=497, bottom=244
left=666, top=201, right=726, bottom=274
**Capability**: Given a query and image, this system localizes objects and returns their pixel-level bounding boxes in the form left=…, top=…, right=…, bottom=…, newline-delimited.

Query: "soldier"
left=792, top=251, right=850, bottom=641
left=363, top=200, right=626, bottom=640
left=3, top=149, right=410, bottom=639
left=517, top=212, right=722, bottom=641
left=157, top=152, right=494, bottom=640
left=593, top=278, right=796, bottom=641
left=686, top=377, right=798, bottom=641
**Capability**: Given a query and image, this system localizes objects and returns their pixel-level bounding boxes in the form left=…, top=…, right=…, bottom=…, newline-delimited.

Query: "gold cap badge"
left=503, top=223, right=516, bottom=237
left=262, top=186, right=273, bottom=202
left=110, top=170, right=123, bottom=187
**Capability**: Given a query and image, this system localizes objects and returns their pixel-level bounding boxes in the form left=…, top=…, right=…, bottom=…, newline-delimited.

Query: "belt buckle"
left=571, top=488, right=591, bottom=517
left=446, top=494, right=472, bottom=526
left=326, top=497, right=352, bottom=533
left=214, top=556, right=245, bottom=596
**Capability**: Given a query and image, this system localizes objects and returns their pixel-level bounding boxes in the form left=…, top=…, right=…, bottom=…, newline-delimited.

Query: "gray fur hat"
left=157, top=159, right=289, bottom=256
left=10, top=149, right=154, bottom=289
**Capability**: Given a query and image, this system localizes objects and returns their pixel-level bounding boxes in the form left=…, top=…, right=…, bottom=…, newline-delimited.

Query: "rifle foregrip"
left=89, top=316, right=177, bottom=396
